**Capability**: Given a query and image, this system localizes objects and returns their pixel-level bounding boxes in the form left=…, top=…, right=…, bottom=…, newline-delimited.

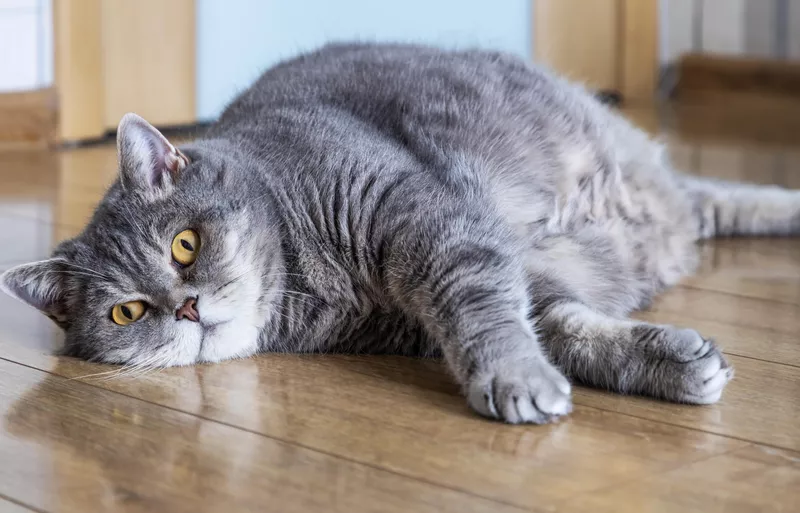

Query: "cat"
left=4, top=42, right=792, bottom=424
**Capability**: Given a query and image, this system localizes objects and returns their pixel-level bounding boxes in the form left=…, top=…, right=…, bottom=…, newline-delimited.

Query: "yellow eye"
left=171, top=229, right=201, bottom=266
left=111, top=301, right=146, bottom=326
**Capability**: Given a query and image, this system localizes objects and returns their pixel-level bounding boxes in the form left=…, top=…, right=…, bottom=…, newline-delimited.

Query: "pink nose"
left=175, top=298, right=200, bottom=322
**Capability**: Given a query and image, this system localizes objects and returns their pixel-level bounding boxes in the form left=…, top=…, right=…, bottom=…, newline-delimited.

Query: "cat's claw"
left=466, top=357, right=572, bottom=424
left=679, top=346, right=734, bottom=404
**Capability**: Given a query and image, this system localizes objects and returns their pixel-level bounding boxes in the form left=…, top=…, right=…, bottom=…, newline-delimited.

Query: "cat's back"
left=208, top=43, right=675, bottom=229
left=209, top=43, right=629, bottom=185
left=215, top=42, right=533, bottom=117
left=209, top=42, right=594, bottom=146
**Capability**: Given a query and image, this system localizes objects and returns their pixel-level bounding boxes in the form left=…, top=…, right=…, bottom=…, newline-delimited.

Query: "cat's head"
left=1, top=114, right=282, bottom=366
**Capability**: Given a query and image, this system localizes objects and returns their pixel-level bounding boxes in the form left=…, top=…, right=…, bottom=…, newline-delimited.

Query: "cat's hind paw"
left=677, top=342, right=734, bottom=404
left=635, top=325, right=734, bottom=404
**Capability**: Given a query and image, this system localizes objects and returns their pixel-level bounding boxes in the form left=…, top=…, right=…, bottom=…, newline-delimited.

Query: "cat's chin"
left=196, top=320, right=262, bottom=364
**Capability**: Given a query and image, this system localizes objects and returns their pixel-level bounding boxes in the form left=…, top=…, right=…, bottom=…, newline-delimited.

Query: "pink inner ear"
left=165, top=148, right=189, bottom=174
left=117, top=113, right=189, bottom=190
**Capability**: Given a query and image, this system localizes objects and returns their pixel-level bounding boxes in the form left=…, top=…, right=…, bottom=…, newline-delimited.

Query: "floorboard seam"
left=551, top=443, right=750, bottom=507
left=678, top=283, right=800, bottom=307
left=722, top=353, right=800, bottom=369
left=0, top=356, right=535, bottom=513
left=570, top=398, right=798, bottom=453
left=0, top=492, right=45, bottom=513
left=2, top=353, right=795, bottom=456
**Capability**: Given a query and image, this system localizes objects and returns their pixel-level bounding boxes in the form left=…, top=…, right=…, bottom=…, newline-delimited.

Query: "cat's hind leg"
left=536, top=301, right=733, bottom=403
left=686, top=175, right=800, bottom=238
left=526, top=233, right=734, bottom=403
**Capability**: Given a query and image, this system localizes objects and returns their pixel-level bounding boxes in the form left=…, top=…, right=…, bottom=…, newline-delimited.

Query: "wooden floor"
left=0, top=104, right=799, bottom=513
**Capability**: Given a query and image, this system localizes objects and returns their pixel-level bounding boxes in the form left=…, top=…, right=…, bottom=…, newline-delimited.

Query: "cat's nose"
left=175, top=297, right=200, bottom=322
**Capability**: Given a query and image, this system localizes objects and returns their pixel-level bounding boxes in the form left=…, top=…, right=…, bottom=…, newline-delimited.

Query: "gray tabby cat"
left=4, top=43, right=791, bottom=423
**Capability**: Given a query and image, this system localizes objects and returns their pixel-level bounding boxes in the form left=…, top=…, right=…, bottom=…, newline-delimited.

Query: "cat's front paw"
left=466, top=357, right=572, bottom=424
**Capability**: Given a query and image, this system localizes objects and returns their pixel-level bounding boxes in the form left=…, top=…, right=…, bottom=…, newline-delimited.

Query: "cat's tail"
left=684, top=175, right=800, bottom=239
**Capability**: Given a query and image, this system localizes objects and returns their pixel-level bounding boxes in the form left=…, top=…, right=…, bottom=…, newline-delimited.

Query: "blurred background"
left=4, top=0, right=800, bottom=145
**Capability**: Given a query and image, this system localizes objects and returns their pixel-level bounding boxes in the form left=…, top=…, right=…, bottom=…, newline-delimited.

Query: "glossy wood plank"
left=0, top=88, right=58, bottom=150
left=0, top=359, right=525, bottom=513
left=685, top=238, right=800, bottom=305
left=647, top=287, right=800, bottom=348
left=0, top=333, right=745, bottom=512
left=635, top=311, right=800, bottom=369
left=0, top=150, right=58, bottom=190
left=574, top=355, right=800, bottom=451
left=562, top=444, right=800, bottom=513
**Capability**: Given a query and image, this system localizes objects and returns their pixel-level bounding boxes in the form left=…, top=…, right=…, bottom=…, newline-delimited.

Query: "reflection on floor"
left=0, top=105, right=798, bottom=513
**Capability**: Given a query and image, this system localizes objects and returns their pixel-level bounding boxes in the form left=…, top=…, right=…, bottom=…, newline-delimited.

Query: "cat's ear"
left=0, top=259, right=70, bottom=327
left=116, top=113, right=189, bottom=197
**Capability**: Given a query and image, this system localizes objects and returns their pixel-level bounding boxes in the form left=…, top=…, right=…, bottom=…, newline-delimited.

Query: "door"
left=54, top=0, right=196, bottom=141
left=533, top=0, right=659, bottom=103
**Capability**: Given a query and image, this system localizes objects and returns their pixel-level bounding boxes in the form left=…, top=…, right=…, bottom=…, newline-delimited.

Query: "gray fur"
left=8, top=42, right=793, bottom=423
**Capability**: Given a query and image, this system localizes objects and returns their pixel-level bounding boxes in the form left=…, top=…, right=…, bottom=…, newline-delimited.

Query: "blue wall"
left=196, top=0, right=531, bottom=121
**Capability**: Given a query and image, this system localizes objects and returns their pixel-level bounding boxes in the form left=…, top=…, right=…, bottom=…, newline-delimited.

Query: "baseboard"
left=595, top=89, right=623, bottom=107
left=0, top=88, right=58, bottom=150
left=663, top=93, right=800, bottom=148
left=675, top=53, right=800, bottom=100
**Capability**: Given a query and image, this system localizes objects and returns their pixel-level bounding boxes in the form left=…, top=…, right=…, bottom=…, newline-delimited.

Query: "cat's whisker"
left=41, top=261, right=111, bottom=281
left=111, top=366, right=155, bottom=381
left=42, top=270, right=110, bottom=281
left=213, top=270, right=252, bottom=294
left=58, top=261, right=114, bottom=280
left=275, top=295, right=316, bottom=313
left=96, top=351, right=167, bottom=381
left=104, top=363, right=157, bottom=382
left=269, top=307, right=297, bottom=323
left=263, top=271, right=306, bottom=279
left=92, top=362, right=146, bottom=382
left=92, top=367, right=135, bottom=382
left=273, top=289, right=321, bottom=301
left=211, top=268, right=308, bottom=296
left=71, top=366, right=131, bottom=380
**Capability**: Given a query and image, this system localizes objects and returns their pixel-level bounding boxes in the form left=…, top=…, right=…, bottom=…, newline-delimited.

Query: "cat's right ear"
left=0, top=259, right=70, bottom=328
left=116, top=113, right=189, bottom=198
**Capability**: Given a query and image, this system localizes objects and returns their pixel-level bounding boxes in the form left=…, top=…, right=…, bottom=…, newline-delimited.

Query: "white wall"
left=0, top=0, right=51, bottom=93
left=196, top=0, right=531, bottom=121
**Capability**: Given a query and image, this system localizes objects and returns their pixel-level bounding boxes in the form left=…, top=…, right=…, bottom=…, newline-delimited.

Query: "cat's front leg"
left=382, top=207, right=571, bottom=424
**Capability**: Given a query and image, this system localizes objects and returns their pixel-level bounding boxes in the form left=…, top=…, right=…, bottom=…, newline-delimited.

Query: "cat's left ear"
left=116, top=113, right=189, bottom=197
left=0, top=259, right=70, bottom=328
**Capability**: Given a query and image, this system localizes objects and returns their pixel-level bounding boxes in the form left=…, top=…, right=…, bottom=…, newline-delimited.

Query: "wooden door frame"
left=618, top=0, right=659, bottom=103
left=54, top=0, right=196, bottom=142
left=532, top=0, right=660, bottom=104
left=54, top=0, right=105, bottom=142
